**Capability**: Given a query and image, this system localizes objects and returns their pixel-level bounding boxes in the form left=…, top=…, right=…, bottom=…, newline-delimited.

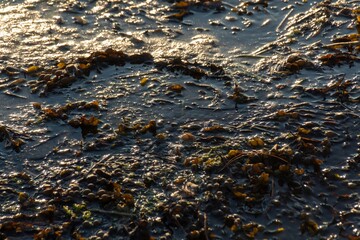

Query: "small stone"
left=99, top=194, right=113, bottom=203
left=179, top=132, right=196, bottom=142
left=86, top=193, right=96, bottom=201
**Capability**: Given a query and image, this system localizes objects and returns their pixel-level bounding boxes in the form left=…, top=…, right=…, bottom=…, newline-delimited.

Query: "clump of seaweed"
left=258, top=52, right=317, bottom=75
left=27, top=48, right=229, bottom=96
left=166, top=0, right=225, bottom=21
left=155, top=57, right=227, bottom=80
left=253, top=0, right=360, bottom=75
left=231, top=0, right=269, bottom=16
left=28, top=49, right=154, bottom=96
left=0, top=124, right=27, bottom=152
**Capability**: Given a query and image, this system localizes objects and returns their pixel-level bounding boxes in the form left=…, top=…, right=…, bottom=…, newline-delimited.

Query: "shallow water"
left=0, top=0, right=359, bottom=239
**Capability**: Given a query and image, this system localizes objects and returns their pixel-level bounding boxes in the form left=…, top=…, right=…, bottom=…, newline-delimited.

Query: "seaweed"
left=28, top=49, right=154, bottom=96
left=0, top=125, right=26, bottom=152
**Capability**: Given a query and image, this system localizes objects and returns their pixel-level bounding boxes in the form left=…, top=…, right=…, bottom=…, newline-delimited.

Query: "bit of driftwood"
left=3, top=90, right=27, bottom=99
left=251, top=42, right=277, bottom=55
left=204, top=213, right=210, bottom=240
left=116, top=69, right=159, bottom=80
left=271, top=177, right=275, bottom=197
left=90, top=208, right=136, bottom=217
left=323, top=41, right=360, bottom=48
left=234, top=54, right=269, bottom=58
left=30, top=132, right=67, bottom=149
left=250, top=124, right=279, bottom=132
left=83, top=154, right=114, bottom=178
left=276, top=8, right=294, bottom=32
left=222, top=1, right=236, bottom=9
left=0, top=78, right=26, bottom=90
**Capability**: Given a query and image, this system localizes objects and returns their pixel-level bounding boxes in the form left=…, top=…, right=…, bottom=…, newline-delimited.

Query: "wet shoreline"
left=1, top=0, right=360, bottom=239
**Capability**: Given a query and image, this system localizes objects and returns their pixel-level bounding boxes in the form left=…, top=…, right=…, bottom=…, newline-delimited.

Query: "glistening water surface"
left=0, top=0, right=359, bottom=239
